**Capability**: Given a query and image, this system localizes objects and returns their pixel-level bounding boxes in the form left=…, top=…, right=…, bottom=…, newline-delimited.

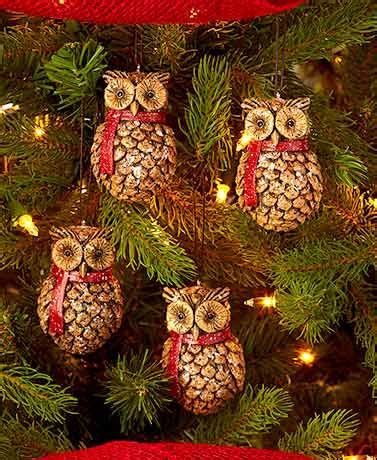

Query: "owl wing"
left=225, top=337, right=246, bottom=392
left=90, top=123, right=106, bottom=179
left=235, top=149, right=251, bottom=210
left=161, top=337, right=173, bottom=371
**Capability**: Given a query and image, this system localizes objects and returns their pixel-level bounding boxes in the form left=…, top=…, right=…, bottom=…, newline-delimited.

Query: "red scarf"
left=167, top=327, right=233, bottom=397
left=244, top=139, right=309, bottom=208
left=100, top=109, right=167, bottom=175
left=48, top=264, right=113, bottom=335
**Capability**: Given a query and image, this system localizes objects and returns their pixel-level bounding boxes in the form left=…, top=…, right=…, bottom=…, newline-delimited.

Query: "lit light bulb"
left=261, top=295, right=276, bottom=308
left=216, top=183, right=230, bottom=204
left=368, top=197, right=377, bottom=209
left=236, top=131, right=253, bottom=152
left=334, top=55, right=343, bottom=65
left=13, top=214, right=39, bottom=236
left=34, top=126, right=45, bottom=139
left=298, top=348, right=316, bottom=366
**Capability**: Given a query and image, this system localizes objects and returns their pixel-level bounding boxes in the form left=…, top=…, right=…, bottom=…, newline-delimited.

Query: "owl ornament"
left=236, top=97, right=323, bottom=232
left=161, top=285, right=245, bottom=415
left=91, top=70, right=176, bottom=203
left=37, top=225, right=124, bottom=355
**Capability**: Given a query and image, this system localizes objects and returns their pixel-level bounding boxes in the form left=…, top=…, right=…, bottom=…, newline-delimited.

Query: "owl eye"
left=136, top=77, right=167, bottom=111
left=166, top=301, right=193, bottom=334
left=104, top=78, right=135, bottom=110
left=84, top=238, right=114, bottom=271
left=52, top=237, right=83, bottom=272
left=245, top=107, right=274, bottom=141
left=275, top=107, right=309, bottom=139
left=195, top=301, right=230, bottom=333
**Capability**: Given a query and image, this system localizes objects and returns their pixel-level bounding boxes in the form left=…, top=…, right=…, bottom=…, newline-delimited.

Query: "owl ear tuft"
left=286, top=97, right=311, bottom=111
left=103, top=70, right=129, bottom=84
left=154, top=72, right=170, bottom=85
left=241, top=98, right=270, bottom=111
left=162, top=287, right=181, bottom=304
left=49, top=226, right=72, bottom=241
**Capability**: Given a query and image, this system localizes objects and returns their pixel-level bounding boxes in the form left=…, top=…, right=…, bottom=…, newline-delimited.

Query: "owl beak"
left=130, top=100, right=139, bottom=116
left=191, top=324, right=200, bottom=341
left=80, top=261, right=88, bottom=278
left=271, top=129, right=280, bottom=146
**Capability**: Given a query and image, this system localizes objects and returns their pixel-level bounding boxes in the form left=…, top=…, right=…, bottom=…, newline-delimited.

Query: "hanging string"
left=134, top=25, right=143, bottom=69
left=274, top=14, right=287, bottom=96
left=78, top=100, right=85, bottom=223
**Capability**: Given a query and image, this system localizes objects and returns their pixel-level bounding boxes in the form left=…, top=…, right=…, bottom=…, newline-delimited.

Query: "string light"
left=216, top=181, right=230, bottom=204
left=298, top=348, right=316, bottom=366
left=368, top=196, right=377, bottom=209
left=13, top=214, right=39, bottom=236
left=34, top=126, right=46, bottom=139
left=0, top=102, right=20, bottom=114
left=245, top=294, right=277, bottom=309
left=236, top=131, right=253, bottom=152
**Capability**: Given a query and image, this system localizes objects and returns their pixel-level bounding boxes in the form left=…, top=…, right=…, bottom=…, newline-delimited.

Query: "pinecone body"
left=37, top=275, right=124, bottom=355
left=236, top=148, right=323, bottom=232
left=91, top=120, right=176, bottom=202
left=162, top=336, right=245, bottom=415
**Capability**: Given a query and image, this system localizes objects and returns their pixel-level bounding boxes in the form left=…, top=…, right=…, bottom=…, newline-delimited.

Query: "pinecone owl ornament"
left=91, top=70, right=176, bottom=203
left=236, top=97, right=323, bottom=232
left=161, top=285, right=245, bottom=415
left=37, top=225, right=124, bottom=355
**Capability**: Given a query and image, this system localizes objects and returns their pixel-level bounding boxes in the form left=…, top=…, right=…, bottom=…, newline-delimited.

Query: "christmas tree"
left=0, top=1, right=377, bottom=458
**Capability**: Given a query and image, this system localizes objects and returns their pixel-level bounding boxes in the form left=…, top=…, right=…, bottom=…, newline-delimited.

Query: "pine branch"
left=278, top=409, right=360, bottom=459
left=181, top=55, right=233, bottom=171
left=99, top=194, right=197, bottom=286
left=104, top=351, right=171, bottom=434
left=237, top=312, right=299, bottom=385
left=261, top=0, right=377, bottom=65
left=0, top=364, right=77, bottom=423
left=0, top=412, right=73, bottom=460
left=43, top=39, right=107, bottom=113
left=187, top=385, right=293, bottom=446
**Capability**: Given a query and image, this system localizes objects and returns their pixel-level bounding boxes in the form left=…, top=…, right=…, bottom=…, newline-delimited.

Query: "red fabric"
left=244, top=139, right=309, bottom=208
left=100, top=109, right=167, bottom=175
left=167, top=328, right=233, bottom=397
left=0, top=0, right=305, bottom=24
left=49, top=265, right=113, bottom=335
left=40, top=441, right=311, bottom=459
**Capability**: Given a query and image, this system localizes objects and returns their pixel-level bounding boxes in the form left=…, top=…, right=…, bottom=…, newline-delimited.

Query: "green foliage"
left=261, top=0, right=377, bottom=65
left=182, top=55, right=232, bottom=170
left=278, top=409, right=360, bottom=459
left=237, top=312, right=298, bottom=384
left=99, top=194, right=197, bottom=286
left=271, top=235, right=376, bottom=343
left=187, top=385, right=293, bottom=445
left=333, top=147, right=368, bottom=187
left=0, top=364, right=77, bottom=423
left=0, top=413, right=73, bottom=460
left=104, top=351, right=171, bottom=434
left=43, top=39, right=107, bottom=111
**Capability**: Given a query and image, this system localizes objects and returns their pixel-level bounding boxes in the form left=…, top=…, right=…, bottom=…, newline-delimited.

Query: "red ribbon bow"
left=49, top=265, right=113, bottom=336
left=167, top=327, right=233, bottom=397
left=244, top=139, right=309, bottom=208
left=100, top=109, right=167, bottom=175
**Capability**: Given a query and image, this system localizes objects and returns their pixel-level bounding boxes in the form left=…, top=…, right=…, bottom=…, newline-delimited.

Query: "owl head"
left=240, top=97, right=311, bottom=147
left=50, top=225, right=114, bottom=277
left=163, top=285, right=231, bottom=341
left=103, top=70, right=170, bottom=115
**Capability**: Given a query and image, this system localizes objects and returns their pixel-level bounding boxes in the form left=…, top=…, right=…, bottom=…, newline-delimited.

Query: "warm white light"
left=0, top=103, right=20, bottom=114
left=216, top=183, right=230, bottom=204
left=261, top=296, right=276, bottom=308
left=34, top=127, right=46, bottom=139
left=298, top=349, right=316, bottom=366
left=13, top=214, right=39, bottom=236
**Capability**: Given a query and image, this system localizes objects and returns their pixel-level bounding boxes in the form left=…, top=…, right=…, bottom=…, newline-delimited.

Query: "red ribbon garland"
left=100, top=109, right=167, bottom=175
left=244, top=139, right=309, bottom=208
left=49, top=265, right=113, bottom=336
left=167, top=327, right=233, bottom=397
